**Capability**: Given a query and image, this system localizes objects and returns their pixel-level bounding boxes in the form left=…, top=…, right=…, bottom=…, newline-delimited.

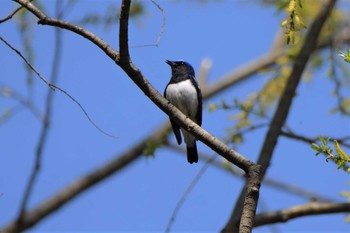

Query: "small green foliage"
left=230, top=99, right=254, bottom=130
left=311, top=136, right=331, bottom=156
left=144, top=140, right=160, bottom=157
left=208, top=103, right=218, bottom=112
left=231, top=133, right=243, bottom=144
left=311, top=137, right=350, bottom=171
left=280, top=0, right=307, bottom=44
left=129, top=1, right=144, bottom=17
left=143, top=129, right=169, bottom=157
left=339, top=49, right=350, bottom=63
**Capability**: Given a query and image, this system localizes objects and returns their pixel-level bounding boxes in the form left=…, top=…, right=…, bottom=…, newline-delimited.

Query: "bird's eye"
left=180, top=62, right=184, bottom=65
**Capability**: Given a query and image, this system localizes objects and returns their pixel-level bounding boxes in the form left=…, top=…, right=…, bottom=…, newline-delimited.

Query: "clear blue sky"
left=1, top=0, right=349, bottom=232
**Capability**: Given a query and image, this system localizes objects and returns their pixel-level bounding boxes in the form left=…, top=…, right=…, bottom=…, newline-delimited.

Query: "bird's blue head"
left=166, top=60, right=195, bottom=76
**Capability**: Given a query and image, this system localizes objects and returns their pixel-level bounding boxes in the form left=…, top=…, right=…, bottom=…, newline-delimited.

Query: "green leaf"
left=143, top=140, right=160, bottom=157
left=208, top=103, right=218, bottom=112
left=231, top=133, right=243, bottom=144
left=311, top=143, right=321, bottom=152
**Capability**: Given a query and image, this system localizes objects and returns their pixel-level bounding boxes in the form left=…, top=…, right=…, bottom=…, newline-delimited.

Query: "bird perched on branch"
left=164, top=60, right=202, bottom=164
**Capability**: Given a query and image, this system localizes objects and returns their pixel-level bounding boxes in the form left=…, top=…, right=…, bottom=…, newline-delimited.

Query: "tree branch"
left=167, top=143, right=335, bottom=202
left=118, top=0, right=130, bottom=62
left=254, top=202, right=350, bottom=227
left=1, top=123, right=170, bottom=233
left=6, top=1, right=261, bottom=232
left=0, top=5, right=23, bottom=23
left=222, top=0, right=338, bottom=231
left=17, top=0, right=64, bottom=223
left=280, top=130, right=350, bottom=148
left=6, top=0, right=347, bottom=232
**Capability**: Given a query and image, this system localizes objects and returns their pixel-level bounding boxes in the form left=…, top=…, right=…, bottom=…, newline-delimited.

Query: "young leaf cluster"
left=280, top=0, right=307, bottom=44
left=339, top=49, right=350, bottom=64
left=311, top=137, right=350, bottom=171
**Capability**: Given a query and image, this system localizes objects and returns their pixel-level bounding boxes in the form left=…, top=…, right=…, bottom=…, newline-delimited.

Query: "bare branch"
left=0, top=81, right=43, bottom=121
left=0, top=6, right=23, bottom=23
left=119, top=0, right=131, bottom=62
left=165, top=155, right=216, bottom=233
left=204, top=51, right=281, bottom=99
left=6, top=0, right=348, bottom=232
left=150, top=0, right=165, bottom=47
left=18, top=1, right=64, bottom=222
left=167, top=143, right=335, bottom=202
left=222, top=0, right=338, bottom=232
left=254, top=202, right=350, bottom=227
left=1, top=123, right=169, bottom=233
left=130, top=0, right=166, bottom=48
left=0, top=36, right=53, bottom=88
left=9, top=1, right=262, bottom=232
left=117, top=10, right=264, bottom=232
left=204, top=24, right=350, bottom=101
left=280, top=130, right=350, bottom=148
left=0, top=35, right=114, bottom=138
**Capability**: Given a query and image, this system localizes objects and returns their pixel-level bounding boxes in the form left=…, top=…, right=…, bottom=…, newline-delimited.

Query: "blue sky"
left=1, top=0, right=349, bottom=232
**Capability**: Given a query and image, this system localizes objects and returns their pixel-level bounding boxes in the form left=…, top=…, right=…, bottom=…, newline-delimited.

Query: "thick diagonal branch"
left=222, top=0, right=337, bottom=232
left=254, top=202, right=350, bottom=227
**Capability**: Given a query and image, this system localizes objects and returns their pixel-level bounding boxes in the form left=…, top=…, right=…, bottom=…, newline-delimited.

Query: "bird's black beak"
left=165, top=60, right=176, bottom=66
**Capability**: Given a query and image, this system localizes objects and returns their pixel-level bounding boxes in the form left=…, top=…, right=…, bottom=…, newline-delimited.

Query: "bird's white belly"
left=166, top=79, right=198, bottom=121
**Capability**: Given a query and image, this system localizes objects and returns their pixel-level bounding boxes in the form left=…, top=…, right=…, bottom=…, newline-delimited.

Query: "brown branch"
left=204, top=51, right=281, bottom=99
left=165, top=155, right=216, bottom=233
left=205, top=24, right=350, bottom=101
left=166, top=143, right=335, bottom=202
left=6, top=1, right=261, bottom=232
left=0, top=35, right=53, bottom=88
left=18, top=1, right=64, bottom=223
left=0, top=6, right=23, bottom=23
left=280, top=130, right=350, bottom=148
left=6, top=0, right=348, bottom=232
left=131, top=0, right=166, bottom=48
left=115, top=0, right=257, bottom=171
left=117, top=3, right=263, bottom=230
left=0, top=34, right=114, bottom=138
left=118, top=0, right=130, bottom=62
left=254, top=202, right=350, bottom=227
left=222, top=0, right=338, bottom=232
left=1, top=123, right=170, bottom=233
left=0, top=81, right=43, bottom=121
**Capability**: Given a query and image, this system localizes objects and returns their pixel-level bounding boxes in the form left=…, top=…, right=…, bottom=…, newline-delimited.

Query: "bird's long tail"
left=187, top=142, right=198, bottom=164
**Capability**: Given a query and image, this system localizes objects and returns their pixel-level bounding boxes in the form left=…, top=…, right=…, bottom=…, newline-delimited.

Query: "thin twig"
left=130, top=0, right=166, bottom=48
left=0, top=104, right=23, bottom=126
left=0, top=81, right=44, bottom=121
left=18, top=1, right=63, bottom=222
left=165, top=155, right=216, bottom=233
left=0, top=6, right=23, bottom=23
left=254, top=202, right=350, bottom=227
left=166, top=143, right=335, bottom=202
left=0, top=36, right=53, bottom=88
left=280, top=130, right=350, bottom=148
left=151, top=0, right=165, bottom=47
left=0, top=35, right=115, bottom=138
left=4, top=0, right=349, bottom=232
left=1, top=123, right=170, bottom=233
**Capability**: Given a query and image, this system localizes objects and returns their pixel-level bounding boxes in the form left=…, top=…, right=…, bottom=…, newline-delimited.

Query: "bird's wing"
left=188, top=75, right=202, bottom=126
left=164, top=84, right=183, bottom=145
left=170, top=119, right=182, bottom=145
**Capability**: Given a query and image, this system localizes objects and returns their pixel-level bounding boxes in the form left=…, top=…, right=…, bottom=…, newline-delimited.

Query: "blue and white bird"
left=164, top=60, right=202, bottom=164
